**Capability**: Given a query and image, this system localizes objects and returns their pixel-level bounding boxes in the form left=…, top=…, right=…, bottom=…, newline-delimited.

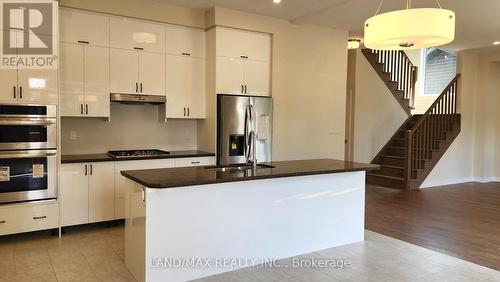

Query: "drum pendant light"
left=364, top=0, right=455, bottom=50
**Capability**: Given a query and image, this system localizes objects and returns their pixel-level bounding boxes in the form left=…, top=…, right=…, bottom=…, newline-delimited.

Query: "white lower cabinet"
left=89, top=162, right=115, bottom=223
left=174, top=157, right=214, bottom=167
left=0, top=202, right=59, bottom=236
left=61, top=157, right=214, bottom=224
left=114, top=159, right=175, bottom=220
left=60, top=162, right=115, bottom=227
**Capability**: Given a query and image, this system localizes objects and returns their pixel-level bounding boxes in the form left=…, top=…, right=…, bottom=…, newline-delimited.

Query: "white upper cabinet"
left=165, top=55, right=187, bottom=118
left=0, top=30, right=19, bottom=103
left=139, top=52, right=165, bottom=96
left=110, top=48, right=139, bottom=94
left=110, top=49, right=165, bottom=96
left=60, top=9, right=110, bottom=46
left=215, top=27, right=272, bottom=97
left=165, top=55, right=205, bottom=119
left=110, top=17, right=165, bottom=53
left=216, top=27, right=271, bottom=62
left=60, top=43, right=84, bottom=116
left=84, top=46, right=110, bottom=117
left=243, top=60, right=270, bottom=97
left=216, top=57, right=245, bottom=95
left=165, top=26, right=205, bottom=58
left=186, top=57, right=206, bottom=118
left=60, top=43, right=110, bottom=117
left=0, top=31, right=58, bottom=104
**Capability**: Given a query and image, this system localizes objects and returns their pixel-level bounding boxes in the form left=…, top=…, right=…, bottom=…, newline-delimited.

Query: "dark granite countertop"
left=121, top=159, right=380, bottom=189
left=61, top=150, right=215, bottom=164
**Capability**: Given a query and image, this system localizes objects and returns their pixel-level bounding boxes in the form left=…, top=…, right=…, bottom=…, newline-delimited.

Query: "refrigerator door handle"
left=244, top=105, right=251, bottom=161
left=245, top=104, right=256, bottom=162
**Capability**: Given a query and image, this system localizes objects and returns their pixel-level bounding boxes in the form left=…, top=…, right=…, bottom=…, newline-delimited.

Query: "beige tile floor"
left=1, top=224, right=499, bottom=282
left=0, top=223, right=134, bottom=282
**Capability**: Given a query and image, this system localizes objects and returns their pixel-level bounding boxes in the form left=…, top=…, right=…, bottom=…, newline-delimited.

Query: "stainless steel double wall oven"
left=0, top=104, right=57, bottom=204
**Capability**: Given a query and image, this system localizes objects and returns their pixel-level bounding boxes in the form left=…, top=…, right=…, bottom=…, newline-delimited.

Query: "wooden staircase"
left=362, top=48, right=461, bottom=190
left=362, top=49, right=418, bottom=115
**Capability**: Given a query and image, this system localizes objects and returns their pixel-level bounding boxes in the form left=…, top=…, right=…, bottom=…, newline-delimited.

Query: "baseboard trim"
left=421, top=176, right=500, bottom=188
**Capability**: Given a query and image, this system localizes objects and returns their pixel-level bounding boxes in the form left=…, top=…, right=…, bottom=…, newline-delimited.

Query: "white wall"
left=353, top=49, right=408, bottom=163
left=198, top=7, right=349, bottom=161
left=422, top=48, right=500, bottom=187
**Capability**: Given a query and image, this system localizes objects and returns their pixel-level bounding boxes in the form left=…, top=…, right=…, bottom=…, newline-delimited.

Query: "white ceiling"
left=155, top=0, right=500, bottom=51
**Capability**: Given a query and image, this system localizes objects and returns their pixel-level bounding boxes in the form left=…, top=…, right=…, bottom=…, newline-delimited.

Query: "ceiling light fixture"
left=494, top=41, right=500, bottom=45
left=364, top=0, right=455, bottom=50
left=273, top=0, right=282, bottom=4
left=348, top=39, right=361, bottom=49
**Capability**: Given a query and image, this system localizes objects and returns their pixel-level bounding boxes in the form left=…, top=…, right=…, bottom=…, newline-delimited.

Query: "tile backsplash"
left=61, top=103, right=197, bottom=154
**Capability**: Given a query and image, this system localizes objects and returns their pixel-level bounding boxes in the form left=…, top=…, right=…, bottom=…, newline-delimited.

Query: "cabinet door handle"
left=191, top=161, right=200, bottom=164
left=84, top=164, right=87, bottom=175
left=33, top=216, right=47, bottom=220
left=133, top=47, right=144, bottom=51
left=80, top=104, right=84, bottom=115
left=90, top=164, right=93, bottom=176
left=77, top=40, right=90, bottom=44
left=241, top=85, right=244, bottom=93
left=85, top=104, right=89, bottom=115
left=140, top=83, right=143, bottom=93
left=181, top=52, right=191, bottom=56
left=135, top=83, right=138, bottom=93
left=184, top=107, right=186, bottom=117
left=13, top=86, right=16, bottom=99
left=141, top=187, right=146, bottom=205
left=19, top=86, right=22, bottom=99
left=187, top=107, right=190, bottom=117
left=244, top=85, right=247, bottom=94
left=240, top=55, right=248, bottom=59
left=0, top=220, right=5, bottom=224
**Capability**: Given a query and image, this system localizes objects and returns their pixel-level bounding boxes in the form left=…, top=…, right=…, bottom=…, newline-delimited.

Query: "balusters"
left=406, top=75, right=460, bottom=181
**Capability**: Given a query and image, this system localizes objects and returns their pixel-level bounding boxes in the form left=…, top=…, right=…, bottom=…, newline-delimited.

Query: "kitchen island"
left=121, top=159, right=379, bottom=282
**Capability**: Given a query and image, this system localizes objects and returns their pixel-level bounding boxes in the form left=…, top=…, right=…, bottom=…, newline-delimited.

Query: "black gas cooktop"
left=107, top=149, right=170, bottom=159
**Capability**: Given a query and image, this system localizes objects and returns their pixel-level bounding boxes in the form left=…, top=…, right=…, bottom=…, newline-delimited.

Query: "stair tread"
left=381, top=155, right=405, bottom=159
left=379, top=165, right=405, bottom=169
left=367, top=173, right=404, bottom=181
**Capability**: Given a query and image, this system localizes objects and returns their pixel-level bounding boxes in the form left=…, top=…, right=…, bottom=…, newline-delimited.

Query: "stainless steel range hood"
left=110, top=93, right=166, bottom=105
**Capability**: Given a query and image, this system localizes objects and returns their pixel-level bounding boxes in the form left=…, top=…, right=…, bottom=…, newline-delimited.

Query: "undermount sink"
left=205, top=164, right=275, bottom=172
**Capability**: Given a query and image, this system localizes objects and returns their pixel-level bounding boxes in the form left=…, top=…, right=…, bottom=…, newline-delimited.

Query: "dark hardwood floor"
left=365, top=182, right=500, bottom=271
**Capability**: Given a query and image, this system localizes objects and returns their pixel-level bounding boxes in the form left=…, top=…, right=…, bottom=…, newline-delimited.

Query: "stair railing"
left=405, top=74, right=461, bottom=182
left=368, top=49, right=418, bottom=108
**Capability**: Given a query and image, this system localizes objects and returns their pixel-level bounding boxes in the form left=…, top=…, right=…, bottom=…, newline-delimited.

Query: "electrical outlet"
left=70, top=130, right=77, bottom=140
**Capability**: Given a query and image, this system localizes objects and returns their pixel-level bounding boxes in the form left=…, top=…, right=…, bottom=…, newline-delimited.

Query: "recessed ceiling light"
left=494, top=41, right=500, bottom=45
left=273, top=0, right=282, bottom=4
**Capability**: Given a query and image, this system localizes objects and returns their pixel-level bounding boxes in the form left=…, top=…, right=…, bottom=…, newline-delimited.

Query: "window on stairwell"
left=421, top=48, right=457, bottom=96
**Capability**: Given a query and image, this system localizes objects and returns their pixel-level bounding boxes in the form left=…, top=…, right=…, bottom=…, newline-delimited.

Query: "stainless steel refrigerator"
left=217, top=94, right=273, bottom=166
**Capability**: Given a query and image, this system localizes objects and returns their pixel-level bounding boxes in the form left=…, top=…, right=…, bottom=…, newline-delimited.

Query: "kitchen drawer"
left=0, top=202, right=59, bottom=236
left=174, top=157, right=214, bottom=167
left=115, top=159, right=174, bottom=199
left=114, top=159, right=175, bottom=171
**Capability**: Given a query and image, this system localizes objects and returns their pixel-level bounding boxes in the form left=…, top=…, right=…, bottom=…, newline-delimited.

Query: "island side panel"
left=125, top=181, right=147, bottom=282
left=145, top=171, right=365, bottom=282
